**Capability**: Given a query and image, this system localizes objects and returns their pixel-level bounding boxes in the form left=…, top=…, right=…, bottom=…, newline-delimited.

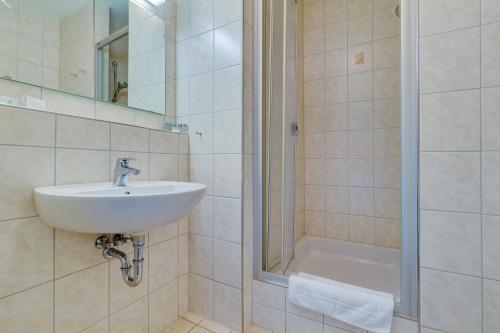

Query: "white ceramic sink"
left=34, top=181, right=206, bottom=234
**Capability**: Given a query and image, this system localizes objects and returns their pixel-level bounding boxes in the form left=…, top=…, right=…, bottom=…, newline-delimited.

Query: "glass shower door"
left=264, top=0, right=297, bottom=274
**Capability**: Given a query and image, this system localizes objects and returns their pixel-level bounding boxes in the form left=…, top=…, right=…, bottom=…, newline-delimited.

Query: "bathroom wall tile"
left=483, top=87, right=500, bottom=150
left=373, top=36, right=400, bottom=70
left=325, top=104, right=348, bottom=131
left=348, top=101, right=373, bottom=130
left=349, top=158, right=373, bottom=187
left=190, top=196, right=213, bottom=237
left=189, top=273, right=214, bottom=319
left=149, top=153, right=178, bottom=180
left=348, top=0, right=372, bottom=17
left=253, top=280, right=286, bottom=311
left=189, top=0, right=214, bottom=36
left=484, top=215, right=500, bottom=280
left=304, top=27, right=325, bottom=55
left=149, top=238, right=178, bottom=290
left=0, top=217, right=53, bottom=298
left=42, top=89, right=95, bottom=118
left=373, top=67, right=400, bottom=99
left=325, top=49, right=348, bottom=78
left=374, top=97, right=400, bottom=129
left=305, top=158, right=325, bottom=184
left=189, top=234, right=213, bottom=278
left=374, top=218, right=400, bottom=248
left=304, top=0, right=325, bottom=30
left=304, top=106, right=325, bottom=132
left=348, top=72, right=372, bottom=102
left=420, top=27, right=480, bottom=93
left=214, top=197, right=242, bottom=243
left=483, top=152, right=500, bottom=215
left=374, top=188, right=400, bottom=219
left=0, top=106, right=55, bottom=147
left=421, top=89, right=480, bottom=151
left=482, top=0, right=500, bottom=24
left=285, top=292, right=324, bottom=322
left=110, top=124, right=149, bottom=152
left=349, top=187, right=373, bottom=216
left=55, top=148, right=109, bottom=185
left=0, top=282, right=53, bottom=333
left=349, top=215, right=374, bottom=244
left=188, top=113, right=214, bottom=154
left=484, top=279, right=500, bottom=333
left=214, top=65, right=243, bottom=111
left=109, top=251, right=148, bottom=313
left=326, top=131, right=348, bottom=158
left=304, top=79, right=325, bottom=107
left=375, top=128, right=400, bottom=158
left=348, top=14, right=372, bottom=46
left=326, top=159, right=348, bottom=186
left=110, top=297, right=148, bottom=333
left=349, top=129, right=373, bottom=158
left=482, top=22, right=500, bottom=87
left=305, top=53, right=325, bottom=81
left=190, top=155, right=213, bottom=195
left=420, top=152, right=480, bottom=213
left=189, top=31, right=214, bottom=76
left=305, top=185, right=326, bottom=211
left=391, top=317, right=419, bottom=333
left=0, top=145, right=54, bottom=221
left=373, top=7, right=400, bottom=40
left=213, top=239, right=242, bottom=288
left=214, top=154, right=242, bottom=198
left=326, top=186, right=349, bottom=214
left=286, top=313, right=323, bottom=333
left=348, top=43, right=372, bottom=74
left=95, top=101, right=134, bottom=126
left=305, top=210, right=326, bottom=236
left=325, top=0, right=347, bottom=24
left=253, top=303, right=286, bottom=333
left=150, top=280, right=179, bottom=333
left=326, top=213, right=349, bottom=240
left=214, top=109, right=242, bottom=153
left=325, top=76, right=348, bottom=104
left=420, top=268, right=482, bottom=332
left=374, top=158, right=400, bottom=188
left=325, top=21, right=348, bottom=50
left=421, top=210, right=481, bottom=276
left=214, top=0, right=242, bottom=27
left=214, top=282, right=243, bottom=331
left=214, top=21, right=243, bottom=69
left=55, top=263, right=109, bottom=333
left=178, top=235, right=189, bottom=276
left=150, top=130, right=179, bottom=154
left=54, top=230, right=106, bottom=278
left=59, top=115, right=111, bottom=152
left=179, top=274, right=189, bottom=315
left=80, top=319, right=108, bottom=333
left=190, top=71, right=214, bottom=115
left=420, top=0, right=480, bottom=36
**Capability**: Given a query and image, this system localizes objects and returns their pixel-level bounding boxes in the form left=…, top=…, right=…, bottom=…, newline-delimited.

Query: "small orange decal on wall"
left=355, top=53, right=365, bottom=65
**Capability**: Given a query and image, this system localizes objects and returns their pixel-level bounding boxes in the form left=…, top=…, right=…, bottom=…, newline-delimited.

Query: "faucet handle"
left=117, top=158, right=135, bottom=168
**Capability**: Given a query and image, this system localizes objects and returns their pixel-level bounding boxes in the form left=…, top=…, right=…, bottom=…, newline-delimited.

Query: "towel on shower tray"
left=288, top=272, right=394, bottom=333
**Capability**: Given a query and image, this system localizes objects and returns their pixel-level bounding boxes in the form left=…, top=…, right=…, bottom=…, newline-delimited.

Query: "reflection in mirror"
left=0, top=0, right=168, bottom=116
left=95, top=0, right=166, bottom=114
left=0, top=0, right=95, bottom=97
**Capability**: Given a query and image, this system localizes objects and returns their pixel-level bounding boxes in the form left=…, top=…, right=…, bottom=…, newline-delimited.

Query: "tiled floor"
left=164, top=312, right=272, bottom=333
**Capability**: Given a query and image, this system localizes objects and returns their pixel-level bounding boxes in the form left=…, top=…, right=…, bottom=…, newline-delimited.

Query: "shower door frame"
left=253, top=0, right=420, bottom=319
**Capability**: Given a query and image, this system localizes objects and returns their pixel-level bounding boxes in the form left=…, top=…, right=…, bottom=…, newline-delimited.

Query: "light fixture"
left=146, top=0, right=165, bottom=6
left=1, top=0, right=12, bottom=9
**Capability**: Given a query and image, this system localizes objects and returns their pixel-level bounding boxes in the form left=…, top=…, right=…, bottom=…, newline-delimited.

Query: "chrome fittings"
left=95, top=233, right=145, bottom=287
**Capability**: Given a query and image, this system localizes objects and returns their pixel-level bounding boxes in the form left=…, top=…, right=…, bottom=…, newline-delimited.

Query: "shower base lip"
left=285, top=236, right=401, bottom=300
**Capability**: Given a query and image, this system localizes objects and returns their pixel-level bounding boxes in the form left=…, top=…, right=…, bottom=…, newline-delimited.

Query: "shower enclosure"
left=254, top=0, right=419, bottom=319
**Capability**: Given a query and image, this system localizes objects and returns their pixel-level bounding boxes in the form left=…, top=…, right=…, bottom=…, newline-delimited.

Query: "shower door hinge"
left=291, top=122, right=299, bottom=136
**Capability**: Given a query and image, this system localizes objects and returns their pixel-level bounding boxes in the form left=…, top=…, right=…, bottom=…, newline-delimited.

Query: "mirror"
left=0, top=0, right=168, bottom=115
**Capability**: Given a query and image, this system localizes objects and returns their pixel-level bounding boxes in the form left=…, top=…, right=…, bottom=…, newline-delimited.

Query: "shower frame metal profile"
left=252, top=0, right=420, bottom=319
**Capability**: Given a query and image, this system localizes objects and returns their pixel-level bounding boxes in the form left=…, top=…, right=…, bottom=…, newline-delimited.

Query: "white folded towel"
left=288, top=273, right=394, bottom=333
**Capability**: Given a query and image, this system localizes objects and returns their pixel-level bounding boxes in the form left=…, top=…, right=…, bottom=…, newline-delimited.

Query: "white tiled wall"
left=419, top=0, right=500, bottom=331
left=175, top=0, right=247, bottom=331
left=302, top=0, right=401, bottom=249
left=0, top=0, right=61, bottom=89
left=0, top=103, right=189, bottom=333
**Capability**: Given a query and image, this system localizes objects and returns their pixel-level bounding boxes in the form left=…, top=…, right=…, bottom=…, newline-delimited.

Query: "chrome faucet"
left=113, top=158, right=140, bottom=186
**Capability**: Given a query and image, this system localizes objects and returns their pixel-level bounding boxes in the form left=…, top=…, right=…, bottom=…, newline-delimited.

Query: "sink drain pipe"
left=96, top=234, right=145, bottom=287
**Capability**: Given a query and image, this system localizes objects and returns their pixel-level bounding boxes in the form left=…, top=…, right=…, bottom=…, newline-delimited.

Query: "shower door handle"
left=291, top=122, right=299, bottom=136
